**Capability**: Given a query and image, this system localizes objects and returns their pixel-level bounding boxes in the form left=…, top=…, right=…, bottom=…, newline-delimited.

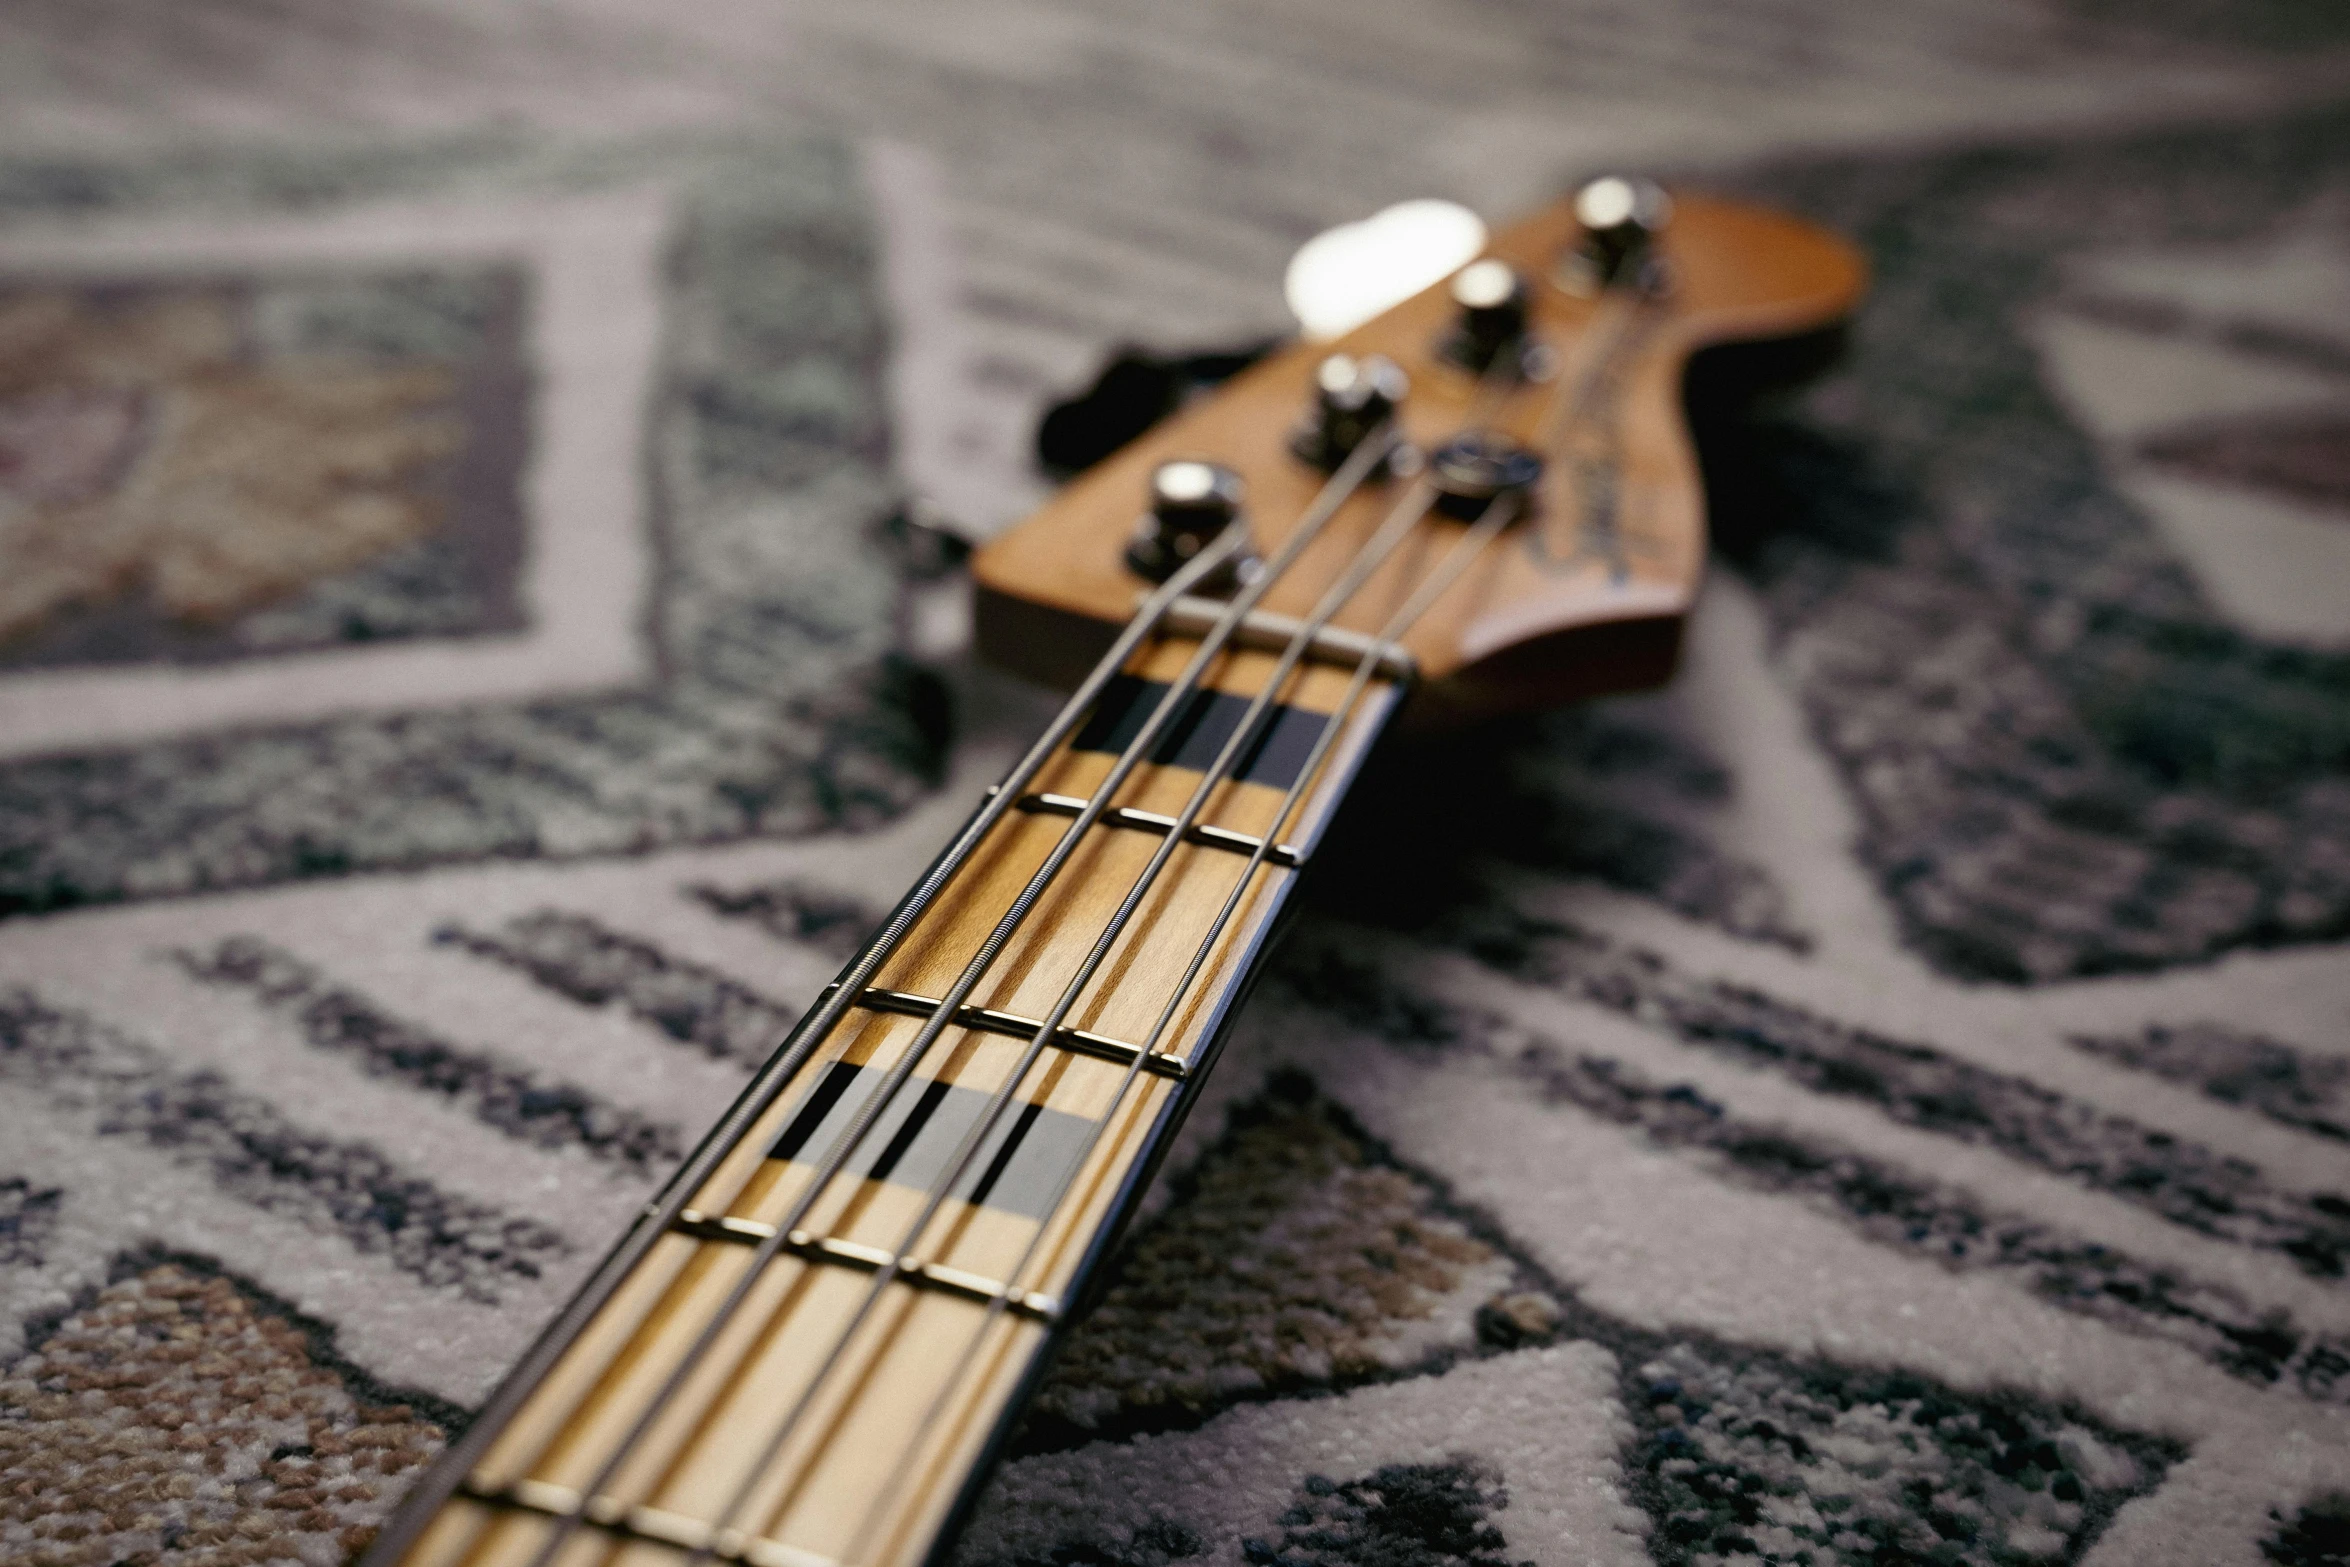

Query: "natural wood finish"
left=973, top=192, right=1866, bottom=715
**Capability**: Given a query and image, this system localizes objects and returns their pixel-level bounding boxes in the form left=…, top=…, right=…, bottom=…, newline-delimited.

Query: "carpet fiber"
left=1, top=10, right=2347, bottom=1566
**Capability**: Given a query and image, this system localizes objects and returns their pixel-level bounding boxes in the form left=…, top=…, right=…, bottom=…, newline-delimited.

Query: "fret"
left=1157, top=593, right=1417, bottom=678
left=457, top=1181, right=1063, bottom=1542
left=670, top=1208, right=1065, bottom=1321
left=1064, top=672, right=1336, bottom=792
left=833, top=980, right=1191, bottom=1078
left=461, top=1476, right=848, bottom=1567
left=1011, top=791, right=1306, bottom=868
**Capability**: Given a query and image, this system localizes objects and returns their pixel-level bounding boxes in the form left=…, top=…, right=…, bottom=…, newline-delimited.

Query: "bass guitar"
left=363, top=175, right=1865, bottom=1567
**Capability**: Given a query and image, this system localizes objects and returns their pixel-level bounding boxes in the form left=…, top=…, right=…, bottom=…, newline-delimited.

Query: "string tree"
left=1558, top=174, right=1673, bottom=298
left=1125, top=458, right=1254, bottom=589
left=1428, top=431, right=1543, bottom=522
left=1291, top=352, right=1409, bottom=474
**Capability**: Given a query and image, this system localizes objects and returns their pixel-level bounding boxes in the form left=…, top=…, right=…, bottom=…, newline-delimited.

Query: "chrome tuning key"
left=1292, top=353, right=1408, bottom=473
left=1126, top=459, right=1252, bottom=586
left=1559, top=175, right=1673, bottom=296
left=1440, top=258, right=1530, bottom=374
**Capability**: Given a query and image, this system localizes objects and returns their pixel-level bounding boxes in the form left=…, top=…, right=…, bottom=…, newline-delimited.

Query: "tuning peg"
left=1440, top=259, right=1530, bottom=375
left=1126, top=459, right=1251, bottom=585
left=1560, top=175, right=1672, bottom=296
left=1292, top=353, right=1408, bottom=472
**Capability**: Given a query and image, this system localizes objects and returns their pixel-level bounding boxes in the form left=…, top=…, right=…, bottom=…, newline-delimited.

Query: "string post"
left=1440, top=258, right=1530, bottom=375
left=1560, top=175, right=1672, bottom=297
left=1127, top=459, right=1252, bottom=588
left=1293, top=353, right=1409, bottom=474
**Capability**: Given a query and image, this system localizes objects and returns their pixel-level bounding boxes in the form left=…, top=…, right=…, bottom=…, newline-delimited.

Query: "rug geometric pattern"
left=2, top=93, right=2347, bottom=1567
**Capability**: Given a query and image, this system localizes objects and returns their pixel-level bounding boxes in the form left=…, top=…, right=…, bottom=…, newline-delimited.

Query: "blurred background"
left=6, top=0, right=2347, bottom=539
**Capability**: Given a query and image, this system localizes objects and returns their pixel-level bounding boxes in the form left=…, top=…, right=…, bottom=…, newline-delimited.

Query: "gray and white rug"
left=1, top=6, right=2347, bottom=1565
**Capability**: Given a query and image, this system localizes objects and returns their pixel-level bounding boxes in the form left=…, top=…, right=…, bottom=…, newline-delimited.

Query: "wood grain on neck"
left=374, top=636, right=1405, bottom=1567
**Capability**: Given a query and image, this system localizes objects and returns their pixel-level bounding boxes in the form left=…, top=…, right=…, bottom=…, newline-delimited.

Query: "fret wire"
left=459, top=1479, right=844, bottom=1567
left=500, top=521, right=1261, bottom=1567
left=839, top=485, right=1525, bottom=1567
left=669, top=1212, right=1061, bottom=1320
left=515, top=430, right=1396, bottom=1567
left=832, top=982, right=1188, bottom=1079
left=1012, top=792, right=1307, bottom=868
left=678, top=435, right=1416, bottom=1564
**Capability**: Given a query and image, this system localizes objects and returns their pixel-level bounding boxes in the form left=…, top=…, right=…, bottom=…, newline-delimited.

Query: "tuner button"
left=1292, top=353, right=1408, bottom=472
left=1427, top=432, right=1543, bottom=521
left=1127, top=459, right=1250, bottom=584
left=1562, top=175, right=1672, bottom=295
left=1442, top=259, right=1530, bottom=374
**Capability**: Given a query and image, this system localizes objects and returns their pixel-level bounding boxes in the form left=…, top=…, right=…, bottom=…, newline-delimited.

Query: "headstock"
left=972, top=183, right=1866, bottom=721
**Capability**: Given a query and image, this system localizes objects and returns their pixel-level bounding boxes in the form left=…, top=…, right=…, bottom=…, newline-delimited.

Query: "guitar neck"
left=353, top=174, right=1872, bottom=1567
left=368, top=625, right=1407, bottom=1567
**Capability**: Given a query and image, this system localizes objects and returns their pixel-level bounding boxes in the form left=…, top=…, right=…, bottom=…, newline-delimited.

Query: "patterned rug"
left=3, top=85, right=2349, bottom=1567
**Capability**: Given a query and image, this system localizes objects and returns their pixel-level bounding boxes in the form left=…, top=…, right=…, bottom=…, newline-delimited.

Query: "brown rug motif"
left=0, top=1263, right=444, bottom=1567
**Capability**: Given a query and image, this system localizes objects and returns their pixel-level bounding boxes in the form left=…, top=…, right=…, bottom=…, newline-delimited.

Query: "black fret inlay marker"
left=773, top=1061, right=862, bottom=1163
left=1072, top=675, right=1332, bottom=791
left=768, top=1063, right=1095, bottom=1221
left=964, top=1100, right=1048, bottom=1212
left=866, top=1077, right=954, bottom=1186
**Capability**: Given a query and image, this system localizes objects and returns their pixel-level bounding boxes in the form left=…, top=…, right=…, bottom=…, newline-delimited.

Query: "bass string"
left=393, top=514, right=1261, bottom=1567
left=674, top=432, right=1401, bottom=1339
left=699, top=274, right=1648, bottom=1564
left=483, top=528, right=1254, bottom=1567
left=510, top=429, right=1401, bottom=1567
left=681, top=468, right=1451, bottom=1565
left=498, top=270, right=1636, bottom=1564
left=721, top=422, right=1400, bottom=1279
left=835, top=293, right=1664, bottom=1560
left=838, top=482, right=1529, bottom=1567
left=1092, top=281, right=1640, bottom=1143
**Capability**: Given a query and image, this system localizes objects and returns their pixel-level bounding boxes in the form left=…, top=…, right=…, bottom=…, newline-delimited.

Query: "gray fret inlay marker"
left=763, top=1059, right=1098, bottom=1222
